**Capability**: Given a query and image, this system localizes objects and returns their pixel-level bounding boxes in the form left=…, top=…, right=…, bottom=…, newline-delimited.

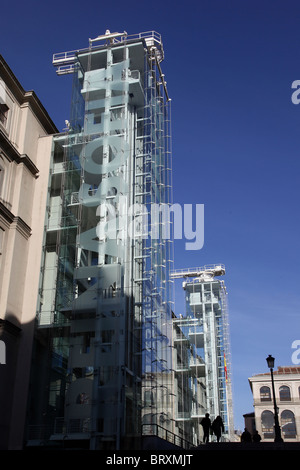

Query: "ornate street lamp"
left=266, top=355, right=283, bottom=442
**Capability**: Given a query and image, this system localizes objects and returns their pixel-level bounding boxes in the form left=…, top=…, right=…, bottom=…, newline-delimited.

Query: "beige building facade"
left=249, top=366, right=300, bottom=442
left=0, top=55, right=57, bottom=449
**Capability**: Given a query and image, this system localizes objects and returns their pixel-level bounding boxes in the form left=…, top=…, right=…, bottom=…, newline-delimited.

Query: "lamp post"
left=266, top=355, right=283, bottom=443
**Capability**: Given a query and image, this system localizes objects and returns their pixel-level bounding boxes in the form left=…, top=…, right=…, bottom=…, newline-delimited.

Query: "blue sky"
left=2, top=0, right=300, bottom=431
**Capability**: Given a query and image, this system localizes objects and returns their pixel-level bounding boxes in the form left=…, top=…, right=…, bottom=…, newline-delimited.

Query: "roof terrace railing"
left=53, top=31, right=163, bottom=71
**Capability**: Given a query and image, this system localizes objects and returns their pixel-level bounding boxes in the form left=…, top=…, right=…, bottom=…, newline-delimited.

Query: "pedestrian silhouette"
left=241, top=428, right=252, bottom=443
left=201, top=413, right=211, bottom=443
left=211, top=415, right=225, bottom=442
left=252, top=430, right=262, bottom=443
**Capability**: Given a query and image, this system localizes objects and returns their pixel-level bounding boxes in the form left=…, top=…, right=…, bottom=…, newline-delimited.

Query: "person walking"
left=201, top=413, right=211, bottom=443
left=241, top=428, right=252, bottom=443
left=252, top=430, right=262, bottom=443
left=211, top=415, right=225, bottom=442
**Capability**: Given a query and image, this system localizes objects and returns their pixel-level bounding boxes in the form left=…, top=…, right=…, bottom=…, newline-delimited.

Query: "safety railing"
left=53, top=31, right=162, bottom=68
left=142, top=423, right=195, bottom=449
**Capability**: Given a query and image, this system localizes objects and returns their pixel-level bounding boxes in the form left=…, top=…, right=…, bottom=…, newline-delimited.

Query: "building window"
left=261, top=410, right=274, bottom=439
left=279, top=385, right=291, bottom=401
left=0, top=103, right=9, bottom=127
left=281, top=410, right=296, bottom=438
left=260, top=386, right=271, bottom=401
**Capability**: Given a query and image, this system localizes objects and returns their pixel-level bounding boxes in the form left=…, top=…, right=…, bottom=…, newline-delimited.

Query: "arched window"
left=279, top=385, right=291, bottom=401
left=281, top=410, right=296, bottom=438
left=260, top=386, right=271, bottom=401
left=261, top=410, right=274, bottom=438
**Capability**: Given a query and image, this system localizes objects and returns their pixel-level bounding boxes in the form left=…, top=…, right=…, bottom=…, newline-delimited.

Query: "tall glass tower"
left=26, top=31, right=174, bottom=450
left=171, top=265, right=234, bottom=442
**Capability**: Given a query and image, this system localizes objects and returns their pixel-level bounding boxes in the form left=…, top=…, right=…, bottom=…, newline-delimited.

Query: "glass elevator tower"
left=26, top=31, right=174, bottom=450
left=171, top=265, right=234, bottom=442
